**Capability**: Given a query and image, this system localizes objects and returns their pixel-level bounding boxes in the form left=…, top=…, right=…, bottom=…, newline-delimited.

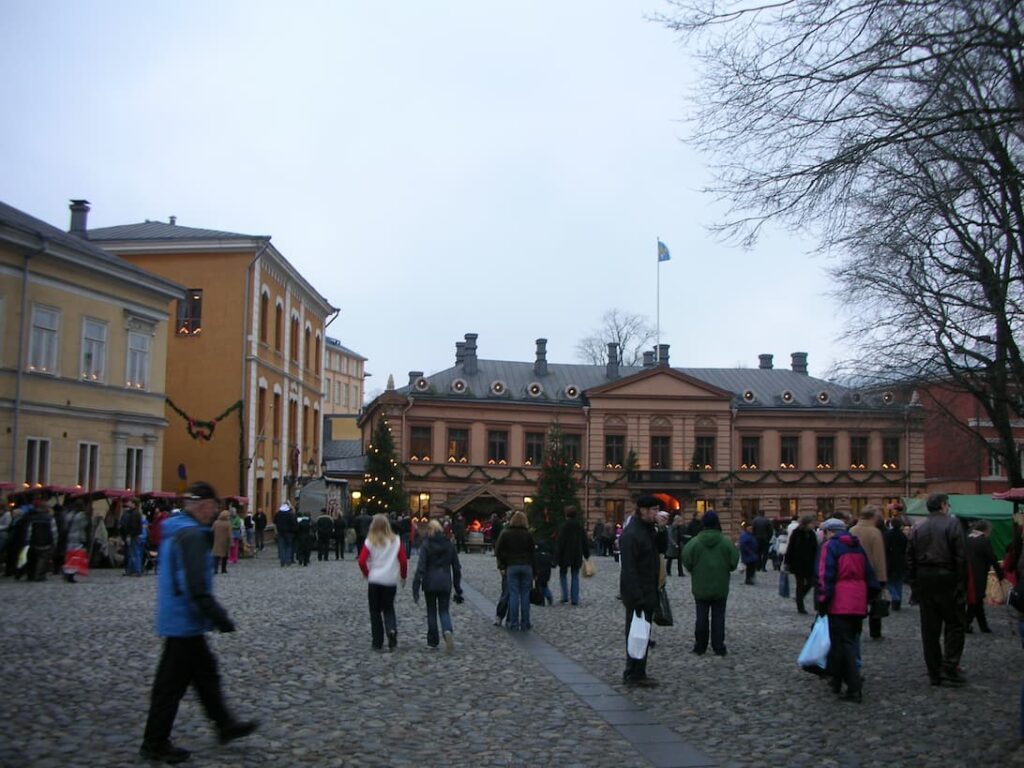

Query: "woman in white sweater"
left=358, top=514, right=408, bottom=650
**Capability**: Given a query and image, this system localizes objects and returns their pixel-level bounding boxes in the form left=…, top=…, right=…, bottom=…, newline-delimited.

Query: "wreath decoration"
left=167, top=398, right=243, bottom=441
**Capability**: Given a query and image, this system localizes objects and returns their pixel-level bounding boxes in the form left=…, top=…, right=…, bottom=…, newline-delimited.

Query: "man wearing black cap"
left=619, top=495, right=661, bottom=687
left=140, top=481, right=258, bottom=764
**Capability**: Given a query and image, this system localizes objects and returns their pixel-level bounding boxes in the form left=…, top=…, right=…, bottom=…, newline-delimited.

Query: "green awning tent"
left=904, top=495, right=1016, bottom=559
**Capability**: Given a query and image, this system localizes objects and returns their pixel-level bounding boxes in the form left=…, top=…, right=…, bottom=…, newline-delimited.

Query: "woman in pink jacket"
left=816, top=517, right=879, bottom=703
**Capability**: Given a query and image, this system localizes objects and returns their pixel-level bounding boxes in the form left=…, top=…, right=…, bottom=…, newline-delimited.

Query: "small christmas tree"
left=361, top=418, right=406, bottom=516
left=529, top=423, right=581, bottom=541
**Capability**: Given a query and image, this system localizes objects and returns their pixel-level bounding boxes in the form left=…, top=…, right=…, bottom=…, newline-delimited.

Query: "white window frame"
left=126, top=331, right=150, bottom=389
left=81, top=317, right=107, bottom=382
left=77, top=442, right=100, bottom=491
left=125, top=446, right=144, bottom=491
left=25, top=437, right=50, bottom=484
left=987, top=443, right=1005, bottom=478
left=29, top=305, right=59, bottom=374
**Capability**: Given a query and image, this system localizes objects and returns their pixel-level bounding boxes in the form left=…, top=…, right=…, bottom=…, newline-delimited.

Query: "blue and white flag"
left=657, top=240, right=671, bottom=262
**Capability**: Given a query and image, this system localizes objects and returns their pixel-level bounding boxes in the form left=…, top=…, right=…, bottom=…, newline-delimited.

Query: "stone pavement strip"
left=2, top=550, right=1024, bottom=768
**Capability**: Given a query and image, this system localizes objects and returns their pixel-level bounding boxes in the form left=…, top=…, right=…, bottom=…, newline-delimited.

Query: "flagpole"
left=656, top=237, right=661, bottom=362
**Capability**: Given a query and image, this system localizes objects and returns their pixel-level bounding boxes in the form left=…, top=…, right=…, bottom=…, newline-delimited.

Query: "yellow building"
left=0, top=200, right=183, bottom=490
left=361, top=335, right=926, bottom=533
left=87, top=209, right=336, bottom=512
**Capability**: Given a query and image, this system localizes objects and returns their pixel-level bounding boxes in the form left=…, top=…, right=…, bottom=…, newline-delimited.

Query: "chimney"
left=642, top=350, right=655, bottom=367
left=791, top=352, right=809, bottom=375
left=408, top=371, right=423, bottom=387
left=534, top=338, right=548, bottom=377
left=606, top=343, right=619, bottom=379
left=463, top=333, right=478, bottom=376
left=656, top=344, right=670, bottom=366
left=758, top=354, right=774, bottom=370
left=455, top=342, right=465, bottom=365
left=169, top=215, right=177, bottom=225
left=68, top=199, right=91, bottom=238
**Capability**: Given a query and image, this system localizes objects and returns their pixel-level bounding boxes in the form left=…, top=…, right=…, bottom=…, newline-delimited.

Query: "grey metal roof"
left=396, top=359, right=896, bottom=410
left=326, top=337, right=367, bottom=361
left=323, top=439, right=364, bottom=461
left=0, top=201, right=186, bottom=296
left=88, top=220, right=267, bottom=242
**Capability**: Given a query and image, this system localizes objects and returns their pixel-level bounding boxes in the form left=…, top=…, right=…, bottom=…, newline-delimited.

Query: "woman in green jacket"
left=682, top=512, right=739, bottom=656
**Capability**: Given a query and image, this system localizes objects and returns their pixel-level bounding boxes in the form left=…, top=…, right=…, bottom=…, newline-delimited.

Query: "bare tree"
left=658, top=0, right=1024, bottom=484
left=576, top=309, right=657, bottom=366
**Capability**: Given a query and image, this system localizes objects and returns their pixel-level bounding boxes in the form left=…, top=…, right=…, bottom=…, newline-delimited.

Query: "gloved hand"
left=453, top=593, right=464, bottom=604
left=816, top=603, right=828, bottom=618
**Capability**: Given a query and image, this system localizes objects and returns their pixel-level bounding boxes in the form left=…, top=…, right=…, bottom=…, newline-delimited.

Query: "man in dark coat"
left=965, top=519, right=1002, bottom=633
left=884, top=516, right=908, bottom=610
left=784, top=515, right=818, bottom=614
left=452, top=512, right=468, bottom=554
left=315, top=510, right=334, bottom=562
left=273, top=504, right=296, bottom=567
left=906, top=492, right=968, bottom=686
left=253, top=508, right=267, bottom=552
left=555, top=506, right=590, bottom=605
left=295, top=511, right=313, bottom=566
left=619, top=495, right=661, bottom=687
left=333, top=513, right=347, bottom=560
left=354, top=509, right=372, bottom=555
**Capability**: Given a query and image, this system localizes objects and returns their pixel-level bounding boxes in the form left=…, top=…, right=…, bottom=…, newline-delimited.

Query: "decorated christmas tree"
left=529, top=423, right=581, bottom=541
left=361, top=418, right=406, bottom=515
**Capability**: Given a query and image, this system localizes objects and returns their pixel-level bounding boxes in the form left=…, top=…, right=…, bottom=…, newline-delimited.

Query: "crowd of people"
left=5, top=483, right=1020, bottom=762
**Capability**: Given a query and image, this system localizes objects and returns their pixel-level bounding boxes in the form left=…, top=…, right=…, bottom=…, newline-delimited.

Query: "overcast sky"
left=0, top=1, right=841, bottom=400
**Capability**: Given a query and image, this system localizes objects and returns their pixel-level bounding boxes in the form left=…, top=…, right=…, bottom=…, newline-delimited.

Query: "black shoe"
left=964, top=625, right=974, bottom=634
left=140, top=741, right=191, bottom=763
left=930, top=676, right=942, bottom=686
left=713, top=648, right=727, bottom=657
left=691, top=647, right=706, bottom=656
left=841, top=690, right=862, bottom=703
left=829, top=678, right=842, bottom=695
left=870, top=635, right=884, bottom=641
left=387, top=631, right=398, bottom=650
left=941, top=668, right=967, bottom=687
left=218, top=719, right=258, bottom=745
left=980, top=626, right=993, bottom=634
left=624, top=676, right=658, bottom=688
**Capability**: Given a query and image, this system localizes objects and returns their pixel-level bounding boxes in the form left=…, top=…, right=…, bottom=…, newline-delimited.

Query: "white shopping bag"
left=796, top=615, right=831, bottom=670
left=627, top=611, right=651, bottom=660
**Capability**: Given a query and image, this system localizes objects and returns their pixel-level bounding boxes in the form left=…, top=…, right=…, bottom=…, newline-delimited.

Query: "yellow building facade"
left=87, top=213, right=336, bottom=513
left=0, top=200, right=183, bottom=490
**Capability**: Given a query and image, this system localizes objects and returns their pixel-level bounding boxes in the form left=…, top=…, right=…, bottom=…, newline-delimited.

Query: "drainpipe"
left=12, top=243, right=46, bottom=483
left=241, top=240, right=271, bottom=496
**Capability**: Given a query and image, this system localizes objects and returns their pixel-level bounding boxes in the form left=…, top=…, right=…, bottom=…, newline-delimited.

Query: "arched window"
left=314, top=333, right=322, bottom=376
left=290, top=316, right=300, bottom=362
left=304, top=325, right=311, bottom=369
left=274, top=302, right=283, bottom=352
left=259, top=290, right=269, bottom=343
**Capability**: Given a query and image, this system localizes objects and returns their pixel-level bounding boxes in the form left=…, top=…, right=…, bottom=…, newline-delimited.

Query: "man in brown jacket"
left=851, top=506, right=887, bottom=639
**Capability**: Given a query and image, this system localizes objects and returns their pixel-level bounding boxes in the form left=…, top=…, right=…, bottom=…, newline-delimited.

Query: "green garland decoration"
left=166, top=398, right=243, bottom=441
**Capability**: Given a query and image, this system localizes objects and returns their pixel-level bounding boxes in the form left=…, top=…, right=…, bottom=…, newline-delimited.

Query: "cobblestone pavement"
left=2, top=550, right=1023, bottom=768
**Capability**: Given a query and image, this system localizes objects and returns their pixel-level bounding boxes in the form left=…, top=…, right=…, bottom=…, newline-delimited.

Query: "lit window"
left=525, top=432, right=545, bottom=466
left=816, top=436, right=835, bottom=470
left=741, top=436, right=760, bottom=470
left=29, top=306, right=59, bottom=373
left=176, top=290, right=203, bottom=336
left=81, top=318, right=107, bottom=381
left=126, top=331, right=150, bottom=389
left=604, top=434, right=624, bottom=469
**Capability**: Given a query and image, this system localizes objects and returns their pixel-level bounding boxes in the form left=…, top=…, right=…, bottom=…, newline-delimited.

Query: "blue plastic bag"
left=797, top=615, right=830, bottom=670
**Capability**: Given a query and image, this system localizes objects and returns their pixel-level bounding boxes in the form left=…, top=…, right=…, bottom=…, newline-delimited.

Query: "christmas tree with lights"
left=361, top=418, right=406, bottom=515
left=530, top=423, right=581, bottom=541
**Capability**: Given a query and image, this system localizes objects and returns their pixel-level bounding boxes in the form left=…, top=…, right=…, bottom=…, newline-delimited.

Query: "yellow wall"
left=0, top=242, right=172, bottom=488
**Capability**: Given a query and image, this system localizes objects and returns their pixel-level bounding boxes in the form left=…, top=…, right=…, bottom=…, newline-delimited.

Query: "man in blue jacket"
left=140, top=481, right=258, bottom=764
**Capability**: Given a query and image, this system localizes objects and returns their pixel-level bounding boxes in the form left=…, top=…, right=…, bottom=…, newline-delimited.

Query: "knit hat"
left=636, top=495, right=661, bottom=510
left=702, top=511, right=721, bottom=530
left=820, top=518, right=847, bottom=534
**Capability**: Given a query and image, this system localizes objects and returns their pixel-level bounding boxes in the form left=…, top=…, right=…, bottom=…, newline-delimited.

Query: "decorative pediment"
left=586, top=367, right=732, bottom=401
left=650, top=416, right=672, bottom=429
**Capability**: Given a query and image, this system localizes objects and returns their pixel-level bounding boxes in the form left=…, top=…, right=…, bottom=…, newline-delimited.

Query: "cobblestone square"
left=2, top=551, right=1022, bottom=767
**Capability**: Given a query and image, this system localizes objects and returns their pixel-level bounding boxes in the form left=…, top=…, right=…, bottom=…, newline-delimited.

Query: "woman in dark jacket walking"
left=412, top=520, right=464, bottom=651
left=495, top=511, right=535, bottom=631
left=784, top=515, right=818, bottom=613
left=883, top=517, right=908, bottom=610
left=555, top=506, right=590, bottom=605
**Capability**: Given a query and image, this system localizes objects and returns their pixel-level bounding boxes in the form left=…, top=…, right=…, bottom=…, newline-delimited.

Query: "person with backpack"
left=140, top=481, right=258, bottom=763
